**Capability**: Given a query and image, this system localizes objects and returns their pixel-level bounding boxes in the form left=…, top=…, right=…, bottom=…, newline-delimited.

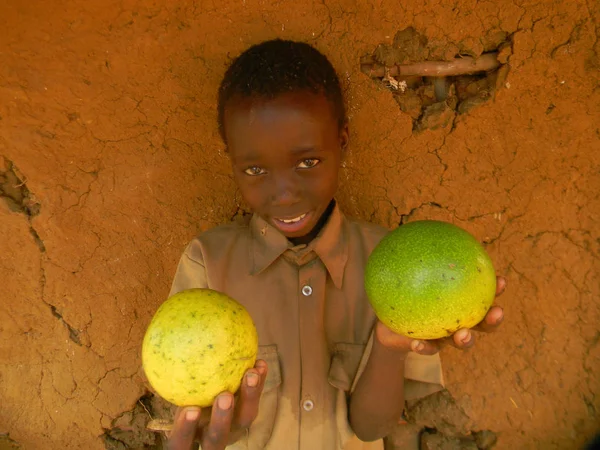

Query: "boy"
left=165, top=39, right=505, bottom=450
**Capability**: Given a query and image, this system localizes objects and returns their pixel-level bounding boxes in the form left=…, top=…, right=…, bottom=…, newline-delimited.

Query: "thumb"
left=168, top=406, right=201, bottom=450
left=409, top=338, right=442, bottom=355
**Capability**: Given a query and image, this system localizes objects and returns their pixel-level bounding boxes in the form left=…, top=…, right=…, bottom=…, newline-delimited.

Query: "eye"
left=297, top=159, right=320, bottom=169
left=244, top=166, right=266, bottom=176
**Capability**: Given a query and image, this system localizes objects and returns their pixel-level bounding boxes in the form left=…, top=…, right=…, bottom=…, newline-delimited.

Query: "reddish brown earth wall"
left=0, top=0, right=598, bottom=448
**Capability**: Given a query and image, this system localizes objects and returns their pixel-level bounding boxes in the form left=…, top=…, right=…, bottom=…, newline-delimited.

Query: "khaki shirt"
left=169, top=204, right=444, bottom=450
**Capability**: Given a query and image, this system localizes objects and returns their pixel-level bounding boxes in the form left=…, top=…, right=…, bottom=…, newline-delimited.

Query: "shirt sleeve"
left=350, top=332, right=445, bottom=401
left=169, top=239, right=208, bottom=297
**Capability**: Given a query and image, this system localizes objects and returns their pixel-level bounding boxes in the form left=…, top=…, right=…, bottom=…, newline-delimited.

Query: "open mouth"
left=277, top=213, right=307, bottom=224
left=272, top=211, right=312, bottom=234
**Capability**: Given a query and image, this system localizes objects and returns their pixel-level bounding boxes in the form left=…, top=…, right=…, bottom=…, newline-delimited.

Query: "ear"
left=339, top=123, right=349, bottom=154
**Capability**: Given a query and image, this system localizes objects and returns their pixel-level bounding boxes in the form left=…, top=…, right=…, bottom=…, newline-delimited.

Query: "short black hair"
left=217, top=39, right=346, bottom=143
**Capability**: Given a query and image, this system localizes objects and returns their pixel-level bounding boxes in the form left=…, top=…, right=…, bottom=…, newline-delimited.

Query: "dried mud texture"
left=0, top=0, right=599, bottom=449
left=389, top=390, right=498, bottom=450
left=362, top=27, right=511, bottom=131
left=406, top=390, right=475, bottom=438
left=0, top=435, right=21, bottom=450
left=101, top=394, right=172, bottom=450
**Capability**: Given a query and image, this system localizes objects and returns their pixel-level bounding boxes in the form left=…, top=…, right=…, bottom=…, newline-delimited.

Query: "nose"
left=270, top=172, right=301, bottom=207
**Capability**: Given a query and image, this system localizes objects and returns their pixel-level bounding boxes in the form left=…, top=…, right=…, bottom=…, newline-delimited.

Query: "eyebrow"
left=233, top=146, right=324, bottom=166
left=291, top=146, right=321, bottom=154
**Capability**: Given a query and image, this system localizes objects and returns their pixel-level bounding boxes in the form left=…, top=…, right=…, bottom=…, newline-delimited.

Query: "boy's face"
left=225, top=91, right=348, bottom=240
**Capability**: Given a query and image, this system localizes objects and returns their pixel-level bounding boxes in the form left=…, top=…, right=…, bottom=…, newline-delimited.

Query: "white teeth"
left=279, top=213, right=307, bottom=224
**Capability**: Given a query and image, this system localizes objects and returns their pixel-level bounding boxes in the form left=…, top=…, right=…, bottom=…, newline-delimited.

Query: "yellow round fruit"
left=142, top=288, right=258, bottom=407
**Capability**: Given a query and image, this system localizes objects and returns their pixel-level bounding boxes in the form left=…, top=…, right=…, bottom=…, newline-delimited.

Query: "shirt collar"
left=250, top=202, right=349, bottom=289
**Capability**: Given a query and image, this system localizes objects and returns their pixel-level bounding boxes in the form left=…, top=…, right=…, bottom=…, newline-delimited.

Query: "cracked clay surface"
left=0, top=0, right=599, bottom=449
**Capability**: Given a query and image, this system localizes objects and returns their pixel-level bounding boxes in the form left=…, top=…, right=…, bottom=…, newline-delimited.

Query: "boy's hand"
left=167, top=360, right=268, bottom=450
left=375, top=276, right=506, bottom=355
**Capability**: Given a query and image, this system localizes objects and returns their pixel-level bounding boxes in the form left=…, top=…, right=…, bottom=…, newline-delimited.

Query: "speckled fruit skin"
left=365, top=220, right=497, bottom=340
left=142, top=289, right=258, bottom=407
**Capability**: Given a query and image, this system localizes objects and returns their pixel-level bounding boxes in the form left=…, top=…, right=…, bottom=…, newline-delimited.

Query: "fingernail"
left=246, top=372, right=259, bottom=387
left=217, top=394, right=232, bottom=411
left=461, top=332, right=472, bottom=344
left=185, top=407, right=200, bottom=421
left=256, top=361, right=267, bottom=375
left=496, top=314, right=504, bottom=325
left=411, top=340, right=425, bottom=352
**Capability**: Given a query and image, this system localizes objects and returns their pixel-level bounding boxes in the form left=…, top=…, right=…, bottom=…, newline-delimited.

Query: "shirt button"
left=301, top=285, right=313, bottom=296
left=302, top=399, right=314, bottom=411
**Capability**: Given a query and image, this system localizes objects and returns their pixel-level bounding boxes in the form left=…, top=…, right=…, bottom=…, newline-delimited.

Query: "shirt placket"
left=297, top=257, right=329, bottom=450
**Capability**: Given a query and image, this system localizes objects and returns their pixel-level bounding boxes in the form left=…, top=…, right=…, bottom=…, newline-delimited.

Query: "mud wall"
left=0, top=0, right=598, bottom=448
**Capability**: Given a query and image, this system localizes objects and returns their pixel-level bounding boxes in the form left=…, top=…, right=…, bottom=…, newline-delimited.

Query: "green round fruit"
left=365, top=220, right=496, bottom=340
left=142, top=288, right=258, bottom=407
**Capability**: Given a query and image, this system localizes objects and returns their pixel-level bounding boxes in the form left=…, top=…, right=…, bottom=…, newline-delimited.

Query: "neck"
left=289, top=200, right=335, bottom=246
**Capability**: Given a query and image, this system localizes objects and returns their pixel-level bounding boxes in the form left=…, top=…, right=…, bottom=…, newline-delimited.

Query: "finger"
left=255, top=359, right=268, bottom=378
left=196, top=408, right=212, bottom=433
left=451, top=328, right=475, bottom=349
left=166, top=408, right=183, bottom=439
left=410, top=339, right=441, bottom=355
left=234, top=366, right=267, bottom=430
left=201, top=393, right=234, bottom=450
left=188, top=408, right=213, bottom=439
left=374, top=321, right=415, bottom=351
left=473, top=305, right=504, bottom=333
left=496, top=276, right=507, bottom=296
left=167, top=406, right=201, bottom=450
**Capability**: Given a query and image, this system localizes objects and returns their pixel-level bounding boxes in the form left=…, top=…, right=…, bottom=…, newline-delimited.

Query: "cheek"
left=306, top=167, right=339, bottom=200
left=235, top=176, right=268, bottom=209
left=325, top=176, right=339, bottom=198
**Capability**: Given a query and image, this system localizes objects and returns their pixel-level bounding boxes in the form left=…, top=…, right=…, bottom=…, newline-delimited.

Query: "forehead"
left=223, top=92, right=338, bottom=148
